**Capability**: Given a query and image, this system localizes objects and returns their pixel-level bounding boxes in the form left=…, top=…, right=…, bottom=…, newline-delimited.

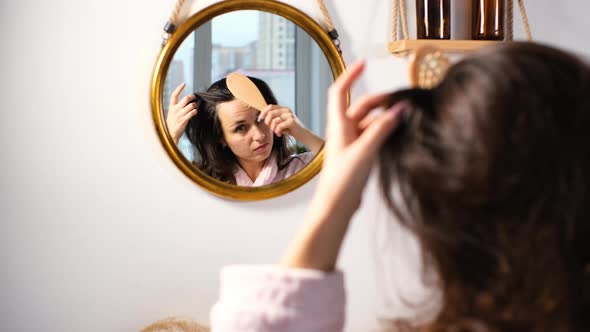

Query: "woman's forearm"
left=291, top=127, right=325, bottom=155
left=279, top=186, right=358, bottom=271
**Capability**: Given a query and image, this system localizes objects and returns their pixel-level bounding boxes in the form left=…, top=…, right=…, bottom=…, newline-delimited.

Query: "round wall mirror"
left=151, top=0, right=345, bottom=200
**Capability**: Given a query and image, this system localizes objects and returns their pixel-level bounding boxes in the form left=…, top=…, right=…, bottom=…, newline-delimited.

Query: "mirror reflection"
left=163, top=10, right=333, bottom=187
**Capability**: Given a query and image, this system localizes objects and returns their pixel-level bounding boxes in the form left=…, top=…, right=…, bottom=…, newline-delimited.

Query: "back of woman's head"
left=185, top=76, right=292, bottom=184
left=379, top=42, right=590, bottom=331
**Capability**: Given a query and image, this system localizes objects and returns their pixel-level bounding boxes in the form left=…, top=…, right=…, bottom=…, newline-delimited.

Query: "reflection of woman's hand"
left=280, top=61, right=404, bottom=271
left=259, top=105, right=301, bottom=137
left=166, top=83, right=197, bottom=145
left=259, top=105, right=325, bottom=155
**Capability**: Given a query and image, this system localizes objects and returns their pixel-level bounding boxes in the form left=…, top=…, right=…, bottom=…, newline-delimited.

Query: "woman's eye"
left=235, top=124, right=246, bottom=133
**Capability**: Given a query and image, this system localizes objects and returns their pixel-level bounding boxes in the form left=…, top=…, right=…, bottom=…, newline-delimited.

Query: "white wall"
left=1, top=1, right=589, bottom=332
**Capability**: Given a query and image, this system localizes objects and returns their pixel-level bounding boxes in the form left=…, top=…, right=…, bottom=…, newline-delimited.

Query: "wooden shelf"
left=389, top=40, right=502, bottom=55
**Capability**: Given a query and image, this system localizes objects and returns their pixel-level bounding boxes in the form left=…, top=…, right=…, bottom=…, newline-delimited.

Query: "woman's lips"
left=254, top=143, right=269, bottom=152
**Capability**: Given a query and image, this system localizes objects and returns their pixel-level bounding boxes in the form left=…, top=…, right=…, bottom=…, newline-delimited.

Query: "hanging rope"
left=506, top=0, right=514, bottom=40
left=168, top=0, right=186, bottom=27
left=399, top=0, right=409, bottom=40
left=162, top=0, right=187, bottom=47
left=392, top=0, right=398, bottom=41
left=507, top=0, right=532, bottom=41
left=517, top=0, right=533, bottom=41
left=316, top=0, right=335, bottom=31
left=316, top=0, right=342, bottom=54
left=391, top=0, right=409, bottom=41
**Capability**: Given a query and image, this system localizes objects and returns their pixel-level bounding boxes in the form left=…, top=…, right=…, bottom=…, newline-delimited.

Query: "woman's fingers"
left=352, top=103, right=404, bottom=160
left=259, top=104, right=281, bottom=121
left=270, top=116, right=283, bottom=134
left=166, top=85, right=197, bottom=145
left=274, top=121, right=293, bottom=137
left=263, top=108, right=291, bottom=126
left=170, top=91, right=195, bottom=117
left=346, top=93, right=391, bottom=122
left=179, top=94, right=195, bottom=108
left=327, top=61, right=365, bottom=118
left=182, top=109, right=198, bottom=122
left=180, top=102, right=197, bottom=116
left=261, top=106, right=287, bottom=119
left=330, top=60, right=365, bottom=97
left=357, top=112, right=380, bottom=131
left=169, top=83, right=186, bottom=108
left=263, top=110, right=279, bottom=126
left=260, top=106, right=302, bottom=138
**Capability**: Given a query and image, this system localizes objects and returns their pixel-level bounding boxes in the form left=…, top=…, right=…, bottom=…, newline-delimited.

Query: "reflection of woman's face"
left=217, top=99, right=274, bottom=165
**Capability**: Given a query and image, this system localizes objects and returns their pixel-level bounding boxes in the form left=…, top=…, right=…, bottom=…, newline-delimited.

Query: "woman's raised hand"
left=280, top=61, right=404, bottom=271
left=258, top=105, right=302, bottom=138
left=258, top=105, right=325, bottom=155
left=166, top=83, right=198, bottom=145
left=317, top=60, right=404, bottom=213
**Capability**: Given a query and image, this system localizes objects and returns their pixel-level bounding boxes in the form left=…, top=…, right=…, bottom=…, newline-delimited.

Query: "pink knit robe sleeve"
left=210, top=265, right=346, bottom=332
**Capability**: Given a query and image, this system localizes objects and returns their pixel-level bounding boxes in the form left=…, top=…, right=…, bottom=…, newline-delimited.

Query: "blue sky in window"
left=212, top=10, right=259, bottom=47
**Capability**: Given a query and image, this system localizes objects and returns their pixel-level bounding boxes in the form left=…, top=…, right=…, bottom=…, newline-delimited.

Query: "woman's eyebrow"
left=232, top=112, right=258, bottom=126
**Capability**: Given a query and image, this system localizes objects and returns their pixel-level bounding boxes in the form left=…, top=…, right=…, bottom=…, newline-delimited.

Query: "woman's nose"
left=252, top=123, right=267, bottom=141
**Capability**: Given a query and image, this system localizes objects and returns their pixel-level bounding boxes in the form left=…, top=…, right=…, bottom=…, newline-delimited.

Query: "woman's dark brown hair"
left=185, top=77, right=296, bottom=184
left=379, top=42, right=590, bottom=331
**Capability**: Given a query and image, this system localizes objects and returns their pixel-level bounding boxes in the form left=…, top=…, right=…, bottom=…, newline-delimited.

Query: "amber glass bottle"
left=472, top=0, right=505, bottom=40
left=416, top=0, right=451, bottom=39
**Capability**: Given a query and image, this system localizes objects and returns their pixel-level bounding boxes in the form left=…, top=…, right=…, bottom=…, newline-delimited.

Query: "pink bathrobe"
left=234, top=152, right=315, bottom=187
left=210, top=265, right=346, bottom=332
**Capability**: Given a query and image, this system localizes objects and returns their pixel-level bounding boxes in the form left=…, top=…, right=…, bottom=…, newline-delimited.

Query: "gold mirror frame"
left=151, top=0, right=345, bottom=201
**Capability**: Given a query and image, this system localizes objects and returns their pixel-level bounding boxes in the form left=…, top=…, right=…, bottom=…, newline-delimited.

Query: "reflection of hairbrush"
left=226, top=72, right=268, bottom=118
